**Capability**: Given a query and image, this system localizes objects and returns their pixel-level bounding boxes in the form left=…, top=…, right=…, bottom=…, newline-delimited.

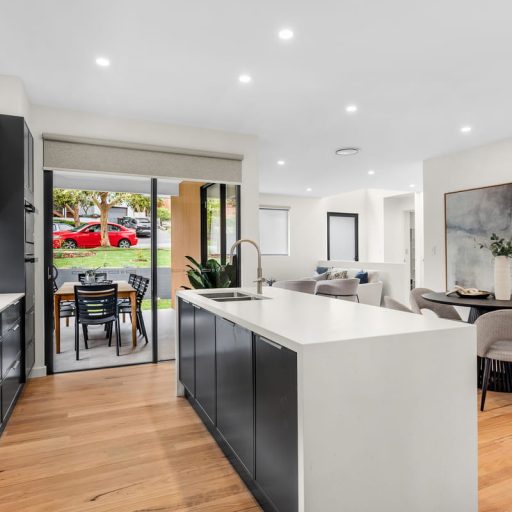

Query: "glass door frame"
left=200, top=183, right=241, bottom=286
left=43, top=170, right=160, bottom=374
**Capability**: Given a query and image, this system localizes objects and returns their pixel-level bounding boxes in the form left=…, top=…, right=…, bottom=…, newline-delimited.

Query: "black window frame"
left=200, top=183, right=241, bottom=286
left=327, top=212, right=359, bottom=261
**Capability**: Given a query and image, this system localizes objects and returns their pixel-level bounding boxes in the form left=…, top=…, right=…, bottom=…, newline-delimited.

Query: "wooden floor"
left=0, top=363, right=260, bottom=512
left=1, top=364, right=512, bottom=512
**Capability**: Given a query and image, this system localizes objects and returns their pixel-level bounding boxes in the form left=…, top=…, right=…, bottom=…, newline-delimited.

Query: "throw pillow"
left=316, top=266, right=329, bottom=275
left=328, top=269, right=348, bottom=280
left=355, top=270, right=369, bottom=284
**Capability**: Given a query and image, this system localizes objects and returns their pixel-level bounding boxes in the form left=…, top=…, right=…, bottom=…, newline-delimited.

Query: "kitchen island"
left=175, top=287, right=477, bottom=512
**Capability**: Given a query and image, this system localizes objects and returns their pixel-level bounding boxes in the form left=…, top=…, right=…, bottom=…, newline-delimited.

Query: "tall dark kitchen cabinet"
left=0, top=114, right=36, bottom=433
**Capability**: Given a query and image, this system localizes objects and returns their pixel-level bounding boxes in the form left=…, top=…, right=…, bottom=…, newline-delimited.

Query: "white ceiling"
left=2, top=0, right=512, bottom=196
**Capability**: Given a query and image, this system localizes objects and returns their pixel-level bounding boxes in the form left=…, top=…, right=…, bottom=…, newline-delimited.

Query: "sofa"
left=308, top=267, right=384, bottom=306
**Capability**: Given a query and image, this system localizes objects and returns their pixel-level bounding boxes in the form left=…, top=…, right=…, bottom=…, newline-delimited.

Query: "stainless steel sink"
left=201, top=291, right=270, bottom=302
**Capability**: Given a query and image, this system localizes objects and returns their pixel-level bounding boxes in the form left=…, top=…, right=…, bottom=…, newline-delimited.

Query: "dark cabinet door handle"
left=25, top=257, right=37, bottom=263
left=260, top=337, right=282, bottom=350
left=24, top=202, right=36, bottom=213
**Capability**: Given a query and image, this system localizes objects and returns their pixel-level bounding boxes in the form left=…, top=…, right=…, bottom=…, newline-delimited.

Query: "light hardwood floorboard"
left=0, top=363, right=260, bottom=512
left=2, top=363, right=512, bottom=511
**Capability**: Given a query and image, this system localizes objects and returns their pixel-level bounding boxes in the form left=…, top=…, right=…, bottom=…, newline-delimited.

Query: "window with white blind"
left=259, top=207, right=290, bottom=255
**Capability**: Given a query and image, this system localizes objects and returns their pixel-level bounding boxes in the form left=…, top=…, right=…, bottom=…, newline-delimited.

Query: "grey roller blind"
left=43, top=134, right=243, bottom=183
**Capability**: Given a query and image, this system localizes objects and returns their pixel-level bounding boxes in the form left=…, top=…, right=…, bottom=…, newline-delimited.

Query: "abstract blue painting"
left=445, top=183, right=512, bottom=292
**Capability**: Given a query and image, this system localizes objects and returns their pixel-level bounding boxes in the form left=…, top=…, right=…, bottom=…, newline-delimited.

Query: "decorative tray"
left=455, top=290, right=491, bottom=299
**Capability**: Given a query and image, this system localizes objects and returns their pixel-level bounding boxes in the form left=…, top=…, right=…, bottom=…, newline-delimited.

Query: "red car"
left=53, top=222, right=138, bottom=249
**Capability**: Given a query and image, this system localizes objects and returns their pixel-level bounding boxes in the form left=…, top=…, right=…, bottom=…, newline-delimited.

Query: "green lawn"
left=141, top=298, right=172, bottom=311
left=53, top=247, right=171, bottom=269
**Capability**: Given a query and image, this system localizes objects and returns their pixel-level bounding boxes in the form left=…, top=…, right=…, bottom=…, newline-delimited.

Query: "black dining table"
left=422, top=292, right=512, bottom=324
left=423, top=291, right=512, bottom=393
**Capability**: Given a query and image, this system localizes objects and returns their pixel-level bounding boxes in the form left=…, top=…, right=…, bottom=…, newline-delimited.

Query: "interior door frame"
left=326, top=212, right=359, bottom=261
left=43, top=170, right=161, bottom=373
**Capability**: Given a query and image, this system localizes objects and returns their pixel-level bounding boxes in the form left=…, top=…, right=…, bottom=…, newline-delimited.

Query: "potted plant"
left=184, top=256, right=235, bottom=289
left=479, top=233, right=512, bottom=300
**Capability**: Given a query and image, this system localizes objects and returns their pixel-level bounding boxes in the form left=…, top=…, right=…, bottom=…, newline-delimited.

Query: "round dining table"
left=423, top=291, right=512, bottom=393
left=422, top=291, right=512, bottom=324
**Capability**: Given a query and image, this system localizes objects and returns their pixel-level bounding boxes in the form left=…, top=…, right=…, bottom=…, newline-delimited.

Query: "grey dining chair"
left=409, top=287, right=462, bottom=321
left=273, top=280, right=316, bottom=294
left=383, top=296, right=414, bottom=313
left=476, top=310, right=512, bottom=411
left=315, top=278, right=360, bottom=302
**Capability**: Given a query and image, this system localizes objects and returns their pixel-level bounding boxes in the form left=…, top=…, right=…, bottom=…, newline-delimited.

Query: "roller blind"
left=260, top=207, right=290, bottom=255
left=43, top=134, right=243, bottom=183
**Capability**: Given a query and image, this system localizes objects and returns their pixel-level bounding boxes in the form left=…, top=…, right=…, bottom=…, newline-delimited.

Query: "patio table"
left=54, top=281, right=138, bottom=354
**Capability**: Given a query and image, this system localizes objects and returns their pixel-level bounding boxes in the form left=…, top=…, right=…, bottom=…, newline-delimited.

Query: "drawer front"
left=1, top=301, right=22, bottom=337
left=1, top=357, right=21, bottom=421
left=2, top=322, right=22, bottom=378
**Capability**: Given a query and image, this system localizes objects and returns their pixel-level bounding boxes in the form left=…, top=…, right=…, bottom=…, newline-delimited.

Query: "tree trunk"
left=65, top=204, right=81, bottom=227
left=99, top=205, right=111, bottom=247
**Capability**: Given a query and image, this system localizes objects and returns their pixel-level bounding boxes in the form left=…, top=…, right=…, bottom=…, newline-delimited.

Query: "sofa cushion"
left=367, top=271, right=379, bottom=283
left=328, top=268, right=348, bottom=280
left=355, top=270, right=369, bottom=284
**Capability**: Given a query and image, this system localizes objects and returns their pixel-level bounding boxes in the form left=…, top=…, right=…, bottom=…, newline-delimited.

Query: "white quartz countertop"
left=0, top=293, right=24, bottom=314
left=177, top=287, right=473, bottom=350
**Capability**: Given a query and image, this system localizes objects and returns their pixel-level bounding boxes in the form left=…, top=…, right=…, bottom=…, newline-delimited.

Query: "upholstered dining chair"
left=315, top=278, right=360, bottom=302
left=383, top=296, right=415, bottom=313
left=409, top=287, right=462, bottom=321
left=273, top=280, right=316, bottom=294
left=476, top=310, right=512, bottom=411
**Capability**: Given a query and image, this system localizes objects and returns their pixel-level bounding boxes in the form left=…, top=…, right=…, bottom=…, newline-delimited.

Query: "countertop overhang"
left=177, top=287, right=473, bottom=351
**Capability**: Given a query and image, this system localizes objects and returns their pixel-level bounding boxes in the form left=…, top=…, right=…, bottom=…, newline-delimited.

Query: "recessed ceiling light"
left=277, top=160, right=285, bottom=166
left=409, top=184, right=416, bottom=188
left=278, top=28, right=294, bottom=40
left=368, top=169, right=375, bottom=175
left=346, top=105, right=358, bottom=113
left=460, top=125, right=472, bottom=133
left=95, top=57, right=110, bottom=67
left=238, top=74, right=252, bottom=84
left=306, top=187, right=312, bottom=192
left=335, top=147, right=360, bottom=156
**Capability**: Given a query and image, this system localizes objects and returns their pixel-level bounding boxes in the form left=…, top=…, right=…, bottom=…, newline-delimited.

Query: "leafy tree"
left=90, top=192, right=128, bottom=247
left=125, top=193, right=151, bottom=215
left=53, top=189, right=93, bottom=226
left=157, top=207, right=171, bottom=223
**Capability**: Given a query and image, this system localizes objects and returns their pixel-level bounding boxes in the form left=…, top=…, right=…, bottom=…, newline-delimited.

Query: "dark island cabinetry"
left=177, top=298, right=298, bottom=512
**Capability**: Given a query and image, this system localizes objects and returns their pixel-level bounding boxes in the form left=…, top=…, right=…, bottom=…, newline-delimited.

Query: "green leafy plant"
left=479, top=233, right=512, bottom=258
left=184, top=256, right=235, bottom=289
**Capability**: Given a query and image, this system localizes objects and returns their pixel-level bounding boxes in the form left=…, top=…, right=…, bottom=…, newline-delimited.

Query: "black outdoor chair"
left=53, top=274, right=75, bottom=327
left=74, top=284, right=120, bottom=360
left=119, top=276, right=150, bottom=344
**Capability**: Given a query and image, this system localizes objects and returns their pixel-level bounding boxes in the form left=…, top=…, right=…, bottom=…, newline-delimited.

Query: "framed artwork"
left=445, top=182, right=512, bottom=291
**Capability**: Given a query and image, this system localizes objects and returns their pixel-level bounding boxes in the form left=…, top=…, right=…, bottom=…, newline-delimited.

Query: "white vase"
left=494, top=256, right=511, bottom=300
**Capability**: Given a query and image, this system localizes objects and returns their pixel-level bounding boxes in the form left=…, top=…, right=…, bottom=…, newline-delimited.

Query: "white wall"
left=423, top=138, right=512, bottom=291
left=259, top=190, right=368, bottom=280
left=383, top=193, right=415, bottom=263
left=0, top=78, right=261, bottom=376
left=260, top=188, right=417, bottom=281
left=0, top=75, right=30, bottom=118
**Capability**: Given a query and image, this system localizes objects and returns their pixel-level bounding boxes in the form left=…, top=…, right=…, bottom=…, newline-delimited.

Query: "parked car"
left=53, top=222, right=73, bottom=232
left=53, top=222, right=138, bottom=249
left=118, top=216, right=151, bottom=237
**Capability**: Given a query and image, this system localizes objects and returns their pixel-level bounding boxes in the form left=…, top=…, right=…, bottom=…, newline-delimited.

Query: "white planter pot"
left=494, top=256, right=511, bottom=300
